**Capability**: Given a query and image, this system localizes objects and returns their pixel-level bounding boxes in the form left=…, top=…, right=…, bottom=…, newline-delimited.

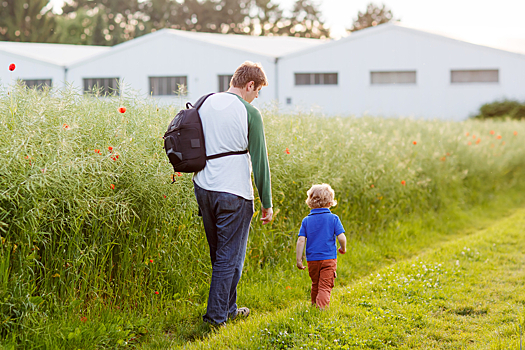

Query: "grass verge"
left=176, top=206, right=525, bottom=349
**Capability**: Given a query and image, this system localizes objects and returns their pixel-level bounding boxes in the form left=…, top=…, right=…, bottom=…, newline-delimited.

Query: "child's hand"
left=296, top=262, right=306, bottom=270
left=338, top=247, right=346, bottom=254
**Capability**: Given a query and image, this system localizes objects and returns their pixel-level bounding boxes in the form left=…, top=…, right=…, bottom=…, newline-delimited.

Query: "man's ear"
left=246, top=81, right=255, bottom=91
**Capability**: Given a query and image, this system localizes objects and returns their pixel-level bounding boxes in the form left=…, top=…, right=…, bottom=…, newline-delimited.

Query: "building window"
left=295, top=73, right=338, bottom=86
left=149, top=76, right=188, bottom=96
left=83, top=78, right=120, bottom=96
left=21, top=79, right=52, bottom=91
left=218, top=75, right=233, bottom=92
left=370, top=71, right=416, bottom=85
left=451, top=69, right=499, bottom=83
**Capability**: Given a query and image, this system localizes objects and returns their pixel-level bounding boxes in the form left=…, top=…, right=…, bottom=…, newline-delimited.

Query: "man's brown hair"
left=230, top=61, right=268, bottom=90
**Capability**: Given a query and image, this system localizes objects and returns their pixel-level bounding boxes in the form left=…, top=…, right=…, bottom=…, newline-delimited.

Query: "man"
left=193, top=61, right=273, bottom=326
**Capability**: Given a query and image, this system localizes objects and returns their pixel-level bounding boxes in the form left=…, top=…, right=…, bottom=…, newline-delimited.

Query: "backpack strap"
left=190, top=93, right=215, bottom=110
left=207, top=150, right=248, bottom=160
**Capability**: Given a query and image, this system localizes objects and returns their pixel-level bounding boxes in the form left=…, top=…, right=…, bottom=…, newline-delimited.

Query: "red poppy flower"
left=150, top=259, right=153, bottom=263
left=163, top=195, right=167, bottom=198
left=94, top=149, right=100, bottom=154
left=155, top=291, right=159, bottom=295
left=25, top=155, right=29, bottom=159
left=285, top=148, right=290, bottom=154
left=116, top=154, right=119, bottom=159
left=118, top=107, right=126, bottom=114
left=490, top=130, right=495, bottom=135
left=472, top=135, right=476, bottom=139
left=176, top=172, right=182, bottom=177
left=514, top=131, right=518, bottom=136
left=401, top=180, right=406, bottom=185
left=446, top=152, right=450, bottom=156
left=63, top=123, right=69, bottom=129
left=8, top=63, right=15, bottom=71
left=370, top=184, right=374, bottom=188
left=476, top=138, right=481, bottom=144
left=108, top=146, right=113, bottom=152
left=468, top=141, right=472, bottom=146
left=413, top=141, right=417, bottom=145
left=286, top=286, right=291, bottom=290
left=110, top=184, right=115, bottom=189
left=496, top=135, right=502, bottom=139
left=440, top=156, right=446, bottom=161
left=465, top=132, right=469, bottom=137
left=502, top=141, right=506, bottom=145
left=80, top=316, right=87, bottom=323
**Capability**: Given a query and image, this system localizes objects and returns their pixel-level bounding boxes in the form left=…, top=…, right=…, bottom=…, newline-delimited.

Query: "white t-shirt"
left=193, top=93, right=254, bottom=200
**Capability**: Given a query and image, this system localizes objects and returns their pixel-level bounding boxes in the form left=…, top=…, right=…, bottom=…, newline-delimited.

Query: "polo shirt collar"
left=308, top=208, right=331, bottom=215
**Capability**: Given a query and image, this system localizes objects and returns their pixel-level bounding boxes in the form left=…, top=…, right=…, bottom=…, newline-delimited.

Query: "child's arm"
left=296, top=236, right=306, bottom=270
left=337, top=233, right=347, bottom=254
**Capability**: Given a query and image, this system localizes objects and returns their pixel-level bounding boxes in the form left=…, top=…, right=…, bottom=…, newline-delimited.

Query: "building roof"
left=0, top=41, right=111, bottom=66
left=162, top=29, right=327, bottom=58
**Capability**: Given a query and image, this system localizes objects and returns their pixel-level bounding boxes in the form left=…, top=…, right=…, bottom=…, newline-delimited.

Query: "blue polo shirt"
left=298, top=208, right=345, bottom=261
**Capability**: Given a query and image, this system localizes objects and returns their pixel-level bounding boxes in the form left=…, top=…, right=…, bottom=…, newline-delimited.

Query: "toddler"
left=296, top=184, right=347, bottom=309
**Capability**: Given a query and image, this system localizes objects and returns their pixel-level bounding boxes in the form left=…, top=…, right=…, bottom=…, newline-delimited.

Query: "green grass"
left=1, top=84, right=525, bottom=348
left=182, top=207, right=525, bottom=350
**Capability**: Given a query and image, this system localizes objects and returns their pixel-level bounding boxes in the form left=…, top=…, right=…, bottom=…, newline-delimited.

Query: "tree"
left=348, top=3, right=396, bottom=33
left=59, top=0, right=146, bottom=46
left=0, top=0, right=57, bottom=42
left=280, top=0, right=329, bottom=38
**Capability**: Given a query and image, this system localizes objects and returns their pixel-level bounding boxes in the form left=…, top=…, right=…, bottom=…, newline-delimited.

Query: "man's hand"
left=296, top=261, right=306, bottom=270
left=261, top=207, right=273, bottom=225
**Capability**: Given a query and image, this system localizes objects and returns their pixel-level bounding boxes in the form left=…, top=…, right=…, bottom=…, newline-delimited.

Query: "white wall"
left=0, top=51, right=65, bottom=89
left=68, top=32, right=277, bottom=109
left=278, top=25, right=525, bottom=120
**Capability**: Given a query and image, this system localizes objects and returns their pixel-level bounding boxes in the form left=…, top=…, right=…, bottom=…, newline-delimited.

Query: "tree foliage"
left=0, top=0, right=330, bottom=46
left=0, top=0, right=57, bottom=42
left=348, top=3, right=396, bottom=33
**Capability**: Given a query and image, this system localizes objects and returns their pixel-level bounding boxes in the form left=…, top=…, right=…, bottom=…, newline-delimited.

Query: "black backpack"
left=163, top=93, right=248, bottom=174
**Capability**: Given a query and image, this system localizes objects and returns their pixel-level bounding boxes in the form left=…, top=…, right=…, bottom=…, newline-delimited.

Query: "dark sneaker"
left=203, top=315, right=226, bottom=327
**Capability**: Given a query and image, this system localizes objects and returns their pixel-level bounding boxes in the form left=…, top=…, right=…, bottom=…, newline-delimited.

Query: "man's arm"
left=246, top=104, right=272, bottom=210
left=296, top=236, right=306, bottom=270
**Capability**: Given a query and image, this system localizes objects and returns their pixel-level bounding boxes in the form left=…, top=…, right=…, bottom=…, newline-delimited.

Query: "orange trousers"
left=307, top=259, right=337, bottom=309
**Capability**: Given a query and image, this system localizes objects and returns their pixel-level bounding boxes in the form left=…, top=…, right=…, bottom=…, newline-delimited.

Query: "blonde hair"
left=230, top=61, right=268, bottom=90
left=306, top=184, right=337, bottom=209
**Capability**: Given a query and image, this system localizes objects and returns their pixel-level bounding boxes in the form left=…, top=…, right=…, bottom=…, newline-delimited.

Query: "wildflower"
left=111, top=156, right=117, bottom=161
left=468, top=142, right=472, bottom=145
left=472, top=135, right=476, bottom=139
left=370, top=184, right=374, bottom=188
left=476, top=138, right=481, bottom=144
left=119, top=107, right=126, bottom=113
left=440, top=156, right=446, bottom=161
left=110, top=184, right=115, bottom=189
left=8, top=63, right=15, bottom=71
left=285, top=148, right=290, bottom=154
left=465, top=132, right=469, bottom=136
left=150, top=259, right=153, bottom=263
left=401, top=180, right=406, bottom=185
left=63, top=123, right=69, bottom=129
left=413, top=141, right=417, bottom=145
left=25, top=155, right=29, bottom=159
left=155, top=291, right=159, bottom=295
left=514, top=131, right=518, bottom=136
left=502, top=141, right=506, bottom=145
left=490, top=130, right=495, bottom=135
left=177, top=172, right=182, bottom=176
left=116, top=154, right=119, bottom=159
left=94, top=149, right=100, bottom=154
left=80, top=316, right=87, bottom=323
left=446, top=153, right=450, bottom=156
left=286, top=286, right=292, bottom=290
left=163, top=195, right=167, bottom=198
left=496, top=135, right=502, bottom=139
left=108, top=146, right=113, bottom=152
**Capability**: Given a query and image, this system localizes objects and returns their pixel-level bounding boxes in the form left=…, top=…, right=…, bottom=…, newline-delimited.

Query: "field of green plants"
left=1, top=85, right=525, bottom=349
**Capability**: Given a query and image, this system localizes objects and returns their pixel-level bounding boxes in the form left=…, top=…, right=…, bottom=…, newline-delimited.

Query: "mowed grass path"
left=180, top=208, right=525, bottom=349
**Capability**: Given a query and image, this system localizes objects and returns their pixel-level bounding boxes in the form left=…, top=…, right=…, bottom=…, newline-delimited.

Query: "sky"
left=49, top=0, right=525, bottom=51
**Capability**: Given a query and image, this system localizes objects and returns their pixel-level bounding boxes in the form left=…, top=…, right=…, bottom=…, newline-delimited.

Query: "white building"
left=1, top=23, right=524, bottom=120
left=278, top=23, right=525, bottom=120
